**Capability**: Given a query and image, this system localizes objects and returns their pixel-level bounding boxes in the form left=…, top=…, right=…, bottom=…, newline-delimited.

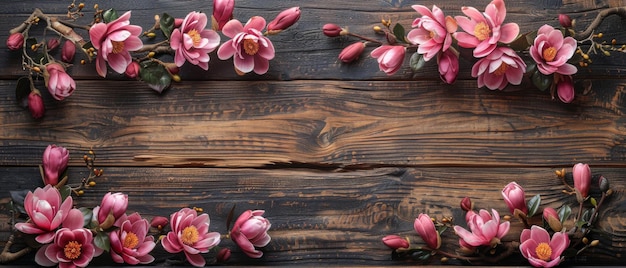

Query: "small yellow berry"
left=582, top=237, right=589, bottom=244
left=77, top=190, right=84, bottom=196
left=590, top=240, right=600, bottom=247
left=146, top=32, right=156, bottom=38
left=148, top=51, right=156, bottom=58
left=597, top=32, right=603, bottom=38
left=172, top=74, right=181, bottom=82
left=582, top=54, right=589, bottom=60
left=603, top=50, right=611, bottom=56
left=78, top=3, right=85, bottom=9
left=32, top=66, right=41, bottom=73
left=88, top=181, right=96, bottom=187
left=80, top=59, right=86, bottom=65
left=373, top=26, right=382, bottom=33
left=612, top=39, right=617, bottom=45
left=94, top=4, right=99, bottom=10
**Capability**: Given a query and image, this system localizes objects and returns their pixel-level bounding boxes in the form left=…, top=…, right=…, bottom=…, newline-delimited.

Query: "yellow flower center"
left=429, top=31, right=436, bottom=39
left=535, top=242, right=553, bottom=261
left=181, top=226, right=200, bottom=246
left=63, top=241, right=82, bottom=260
left=188, top=29, right=202, bottom=47
left=543, top=47, right=557, bottom=62
left=123, top=232, right=140, bottom=249
left=243, top=38, right=259, bottom=56
left=473, top=22, right=491, bottom=41
left=494, top=62, right=509, bottom=76
left=111, top=41, right=125, bottom=54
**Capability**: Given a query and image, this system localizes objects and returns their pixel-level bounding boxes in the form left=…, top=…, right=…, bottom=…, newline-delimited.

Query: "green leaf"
left=139, top=61, right=171, bottom=93
left=410, top=249, right=432, bottom=261
left=531, top=70, right=552, bottom=91
left=79, top=207, right=93, bottom=228
left=525, top=30, right=538, bottom=47
left=508, top=32, right=532, bottom=51
left=409, top=52, right=426, bottom=72
left=557, top=205, right=571, bottom=224
left=437, top=225, right=447, bottom=235
left=94, top=232, right=110, bottom=252
left=392, top=23, right=405, bottom=43
left=15, top=77, right=31, bottom=106
left=9, top=190, right=30, bottom=214
left=102, top=9, right=119, bottom=23
left=160, top=13, right=175, bottom=39
left=226, top=204, right=236, bottom=232
left=59, top=185, right=72, bottom=201
left=527, top=194, right=541, bottom=217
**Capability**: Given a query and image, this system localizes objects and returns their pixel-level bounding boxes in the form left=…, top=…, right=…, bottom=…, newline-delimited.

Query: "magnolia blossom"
left=44, top=63, right=76, bottom=101
left=28, top=91, right=45, bottom=119
left=414, top=213, right=441, bottom=249
left=573, top=163, right=591, bottom=199
left=230, top=210, right=271, bottom=258
left=15, top=185, right=73, bottom=244
left=407, top=4, right=456, bottom=61
left=382, top=235, right=409, bottom=250
left=109, top=212, right=156, bottom=265
left=437, top=49, right=459, bottom=84
left=35, top=227, right=97, bottom=267
left=556, top=75, right=575, bottom=103
left=454, top=0, right=519, bottom=58
left=7, top=32, right=24, bottom=50
left=520, top=226, right=569, bottom=267
left=93, top=192, right=128, bottom=229
left=370, top=45, right=405, bottom=75
left=42, top=144, right=69, bottom=186
left=89, top=11, right=143, bottom=77
left=501, top=181, right=527, bottom=215
left=530, top=24, right=577, bottom=76
left=338, top=42, right=365, bottom=63
left=218, top=17, right=275, bottom=75
left=161, top=208, right=221, bottom=267
left=454, top=209, right=510, bottom=248
left=471, top=47, right=526, bottom=90
left=266, top=7, right=301, bottom=34
left=212, top=0, right=234, bottom=31
left=170, top=12, right=221, bottom=71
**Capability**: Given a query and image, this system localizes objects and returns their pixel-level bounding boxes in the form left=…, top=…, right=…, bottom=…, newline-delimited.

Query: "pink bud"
left=174, top=18, right=184, bottom=28
left=542, top=207, right=562, bottom=232
left=7, top=32, right=24, bottom=50
left=42, top=144, right=70, bottom=186
left=212, top=0, right=234, bottom=31
left=559, top=14, right=572, bottom=28
left=47, top=39, right=60, bottom=51
left=370, top=45, right=405, bottom=75
left=557, top=75, right=574, bottom=103
left=460, top=197, right=473, bottom=212
left=266, top=7, right=301, bottom=34
left=216, top=247, right=231, bottom=263
left=150, top=216, right=169, bottom=229
left=573, top=163, right=591, bottom=199
left=502, top=182, right=528, bottom=215
left=125, top=61, right=140, bottom=79
left=43, top=63, right=76, bottom=101
left=382, top=235, right=409, bottom=250
left=323, top=23, right=343, bottom=37
left=414, top=213, right=441, bottom=249
left=338, top=42, right=365, bottom=63
left=437, top=49, right=459, bottom=84
left=62, top=40, right=75, bottom=63
left=28, top=91, right=45, bottom=119
left=97, top=192, right=128, bottom=224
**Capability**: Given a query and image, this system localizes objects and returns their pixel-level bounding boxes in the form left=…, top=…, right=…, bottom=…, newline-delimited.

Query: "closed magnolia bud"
left=28, top=91, right=45, bottom=119
left=216, top=247, right=231, bottom=263
left=150, top=216, right=169, bottom=229
left=338, top=42, right=365, bottom=63
left=47, top=38, right=60, bottom=50
left=598, top=176, right=610, bottom=193
left=382, top=235, right=409, bottom=249
left=125, top=61, right=140, bottom=78
left=542, top=207, right=562, bottom=232
left=62, top=40, right=75, bottom=63
left=460, top=197, right=473, bottom=212
left=573, top=163, right=591, bottom=199
left=323, top=23, right=343, bottom=37
left=42, top=144, right=70, bottom=186
left=174, top=18, right=183, bottom=28
left=7, top=32, right=24, bottom=50
left=212, top=0, right=234, bottom=31
left=559, top=14, right=572, bottom=28
left=266, top=7, right=301, bottom=34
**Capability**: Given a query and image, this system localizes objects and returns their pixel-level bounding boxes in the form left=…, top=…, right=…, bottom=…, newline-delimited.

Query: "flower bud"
left=414, top=213, right=441, bottom=249
left=501, top=182, right=528, bottom=215
left=42, top=144, right=70, bottom=186
left=212, top=0, right=234, bottom=31
left=174, top=18, right=183, bottom=28
left=96, top=192, right=128, bottom=225
left=573, top=163, right=591, bottom=199
left=28, top=91, right=45, bottom=119
left=62, top=40, right=75, bottom=63
left=124, top=61, right=140, bottom=79
left=266, top=7, right=301, bottom=35
left=437, top=49, right=459, bottom=84
left=460, top=197, right=473, bottom=212
left=150, top=216, right=169, bottom=229
left=43, top=63, right=76, bottom=101
left=338, top=42, right=365, bottom=63
left=7, top=32, right=24, bottom=50
left=216, top=247, right=231, bottom=263
left=382, top=235, right=409, bottom=250
left=598, top=176, right=610, bottom=193
left=559, top=14, right=572, bottom=28
left=556, top=75, right=574, bottom=103
left=47, top=38, right=60, bottom=51
left=323, top=23, right=343, bottom=37
left=542, top=207, right=562, bottom=232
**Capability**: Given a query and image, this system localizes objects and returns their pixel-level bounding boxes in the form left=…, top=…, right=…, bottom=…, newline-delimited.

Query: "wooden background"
left=1, top=0, right=626, bottom=265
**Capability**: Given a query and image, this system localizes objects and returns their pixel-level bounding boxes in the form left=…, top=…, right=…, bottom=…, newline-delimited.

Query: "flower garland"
left=322, top=0, right=626, bottom=103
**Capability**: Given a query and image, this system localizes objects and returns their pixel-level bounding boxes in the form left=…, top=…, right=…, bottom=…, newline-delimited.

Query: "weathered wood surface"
left=1, top=0, right=626, bottom=266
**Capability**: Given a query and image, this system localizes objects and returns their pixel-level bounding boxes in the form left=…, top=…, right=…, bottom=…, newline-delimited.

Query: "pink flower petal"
left=499, top=23, right=519, bottom=43
left=222, top=19, right=244, bottom=38
left=184, top=251, right=206, bottom=267
left=244, top=16, right=266, bottom=32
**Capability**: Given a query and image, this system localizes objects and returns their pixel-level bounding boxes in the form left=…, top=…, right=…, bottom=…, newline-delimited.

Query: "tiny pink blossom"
left=556, top=75, right=575, bottom=103
left=212, top=0, right=234, bottom=31
left=161, top=208, right=221, bottom=267
left=501, top=181, right=528, bottom=215
left=573, top=163, right=591, bottom=199
left=520, top=226, right=569, bottom=267
left=437, top=49, right=459, bottom=84
left=231, top=210, right=272, bottom=258
left=44, top=63, right=76, bottom=101
left=454, top=209, right=510, bottom=248
left=109, top=212, right=156, bottom=265
left=530, top=24, right=577, bottom=76
left=471, top=47, right=526, bottom=90
left=217, top=17, right=275, bottom=75
left=89, top=11, right=143, bottom=77
left=62, top=40, right=75, bottom=63
left=382, top=235, right=410, bottom=250
left=407, top=4, right=457, bottom=61
left=170, top=12, right=221, bottom=71
left=15, top=185, right=73, bottom=244
left=453, top=0, right=519, bottom=58
left=35, top=227, right=96, bottom=267
left=414, top=213, right=441, bottom=249
left=42, top=144, right=70, bottom=186
left=370, top=45, right=405, bottom=75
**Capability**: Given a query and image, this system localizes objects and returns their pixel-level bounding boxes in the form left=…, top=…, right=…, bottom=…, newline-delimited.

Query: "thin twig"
left=574, top=7, right=626, bottom=41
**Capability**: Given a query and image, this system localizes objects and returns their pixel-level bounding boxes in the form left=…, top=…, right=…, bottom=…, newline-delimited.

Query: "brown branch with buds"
left=574, top=7, right=626, bottom=41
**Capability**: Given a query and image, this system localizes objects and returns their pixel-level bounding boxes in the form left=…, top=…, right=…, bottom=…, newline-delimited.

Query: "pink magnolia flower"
left=530, top=24, right=577, bottom=76
left=170, top=12, right=221, bottom=71
left=44, top=63, right=76, bottom=101
left=42, top=144, right=69, bottom=186
left=543, top=207, right=562, bottom=232
left=520, top=226, right=569, bottom=267
left=338, top=42, right=365, bottom=63
left=15, top=185, right=73, bottom=244
left=89, top=11, right=143, bottom=77
left=7, top=32, right=24, bottom=50
left=93, top=192, right=128, bottom=229
left=407, top=5, right=456, bottom=61
left=266, top=7, right=301, bottom=34
left=212, top=0, right=234, bottom=31
left=217, top=16, right=275, bottom=75
left=501, top=181, right=528, bottom=215
left=382, top=235, right=409, bottom=250
left=414, top=213, right=441, bottom=249
left=437, top=49, right=459, bottom=84
left=28, top=91, right=45, bottom=119
left=62, top=40, right=75, bottom=63
left=35, top=227, right=96, bottom=267
left=230, top=210, right=271, bottom=258
left=453, top=0, right=519, bottom=58
left=109, top=212, right=156, bottom=265
left=370, top=45, right=405, bottom=75
left=454, top=209, right=510, bottom=248
left=573, top=163, right=591, bottom=199
left=471, top=47, right=526, bottom=90
left=556, top=74, right=574, bottom=103
left=161, top=208, right=221, bottom=267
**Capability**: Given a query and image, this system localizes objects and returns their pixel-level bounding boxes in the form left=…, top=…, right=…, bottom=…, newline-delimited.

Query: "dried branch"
left=575, top=6, right=626, bottom=41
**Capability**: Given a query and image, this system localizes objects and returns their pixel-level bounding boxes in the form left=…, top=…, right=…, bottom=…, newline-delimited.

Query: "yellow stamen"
left=535, top=242, right=552, bottom=261
left=187, top=29, right=202, bottom=47
left=473, top=22, right=491, bottom=41
left=429, top=31, right=436, bottom=39
left=123, top=232, right=140, bottom=249
left=181, top=226, right=199, bottom=246
left=494, top=62, right=509, bottom=76
left=243, top=38, right=259, bottom=56
left=543, top=47, right=557, bottom=62
left=111, top=41, right=124, bottom=54
left=64, top=241, right=82, bottom=260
